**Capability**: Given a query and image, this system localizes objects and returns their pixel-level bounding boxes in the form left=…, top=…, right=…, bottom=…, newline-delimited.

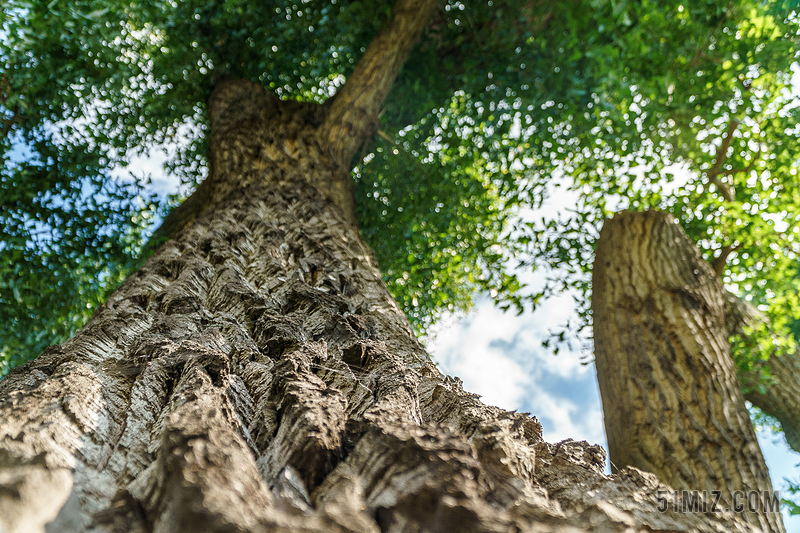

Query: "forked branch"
left=710, top=242, right=741, bottom=276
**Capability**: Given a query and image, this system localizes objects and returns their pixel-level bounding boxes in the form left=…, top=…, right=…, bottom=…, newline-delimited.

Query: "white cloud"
left=427, top=270, right=799, bottom=531
left=427, top=295, right=605, bottom=447
left=112, top=148, right=179, bottom=196
left=429, top=305, right=531, bottom=410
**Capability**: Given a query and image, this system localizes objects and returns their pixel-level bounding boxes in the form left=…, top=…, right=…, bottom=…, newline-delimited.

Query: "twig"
left=689, top=1, right=734, bottom=67
left=376, top=128, right=435, bottom=182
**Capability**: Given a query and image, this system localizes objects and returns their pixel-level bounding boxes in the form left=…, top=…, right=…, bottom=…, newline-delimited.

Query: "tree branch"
left=689, top=1, right=732, bottom=67
left=318, top=0, right=439, bottom=170
left=376, top=128, right=434, bottom=181
left=723, top=291, right=800, bottom=454
left=722, top=146, right=760, bottom=177
left=706, top=119, right=738, bottom=203
left=710, top=242, right=741, bottom=277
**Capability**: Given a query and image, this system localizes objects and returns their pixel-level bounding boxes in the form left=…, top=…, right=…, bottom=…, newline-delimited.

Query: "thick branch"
left=318, top=0, right=438, bottom=170
left=723, top=291, right=800, bottom=454
left=150, top=1, right=437, bottom=243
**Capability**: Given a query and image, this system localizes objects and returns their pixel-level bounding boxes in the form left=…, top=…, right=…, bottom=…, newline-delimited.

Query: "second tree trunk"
left=593, top=210, right=783, bottom=533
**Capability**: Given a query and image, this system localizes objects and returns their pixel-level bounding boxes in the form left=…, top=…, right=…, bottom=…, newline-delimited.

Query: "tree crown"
left=2, top=0, right=799, bottom=377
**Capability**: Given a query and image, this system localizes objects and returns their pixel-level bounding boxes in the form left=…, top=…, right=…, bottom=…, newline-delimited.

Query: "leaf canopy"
left=2, top=0, right=800, bottom=376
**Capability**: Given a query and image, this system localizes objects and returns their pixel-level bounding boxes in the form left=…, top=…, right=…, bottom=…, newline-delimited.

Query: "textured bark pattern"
left=593, top=210, right=783, bottom=533
left=0, top=93, right=765, bottom=532
left=156, top=79, right=356, bottom=238
left=723, top=292, right=800, bottom=454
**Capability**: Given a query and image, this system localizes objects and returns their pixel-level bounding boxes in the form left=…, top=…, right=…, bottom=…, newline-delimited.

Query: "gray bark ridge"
left=593, top=209, right=784, bottom=533
left=0, top=89, right=765, bottom=533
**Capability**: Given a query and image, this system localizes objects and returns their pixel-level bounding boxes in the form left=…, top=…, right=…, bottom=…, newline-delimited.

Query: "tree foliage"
left=2, top=0, right=800, bottom=385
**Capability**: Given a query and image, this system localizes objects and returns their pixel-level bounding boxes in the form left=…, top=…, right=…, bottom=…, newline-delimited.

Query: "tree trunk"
left=592, top=210, right=784, bottom=533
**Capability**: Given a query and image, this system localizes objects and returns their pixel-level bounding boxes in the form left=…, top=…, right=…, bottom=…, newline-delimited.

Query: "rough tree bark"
left=592, top=210, right=784, bottom=533
left=0, top=2, right=778, bottom=532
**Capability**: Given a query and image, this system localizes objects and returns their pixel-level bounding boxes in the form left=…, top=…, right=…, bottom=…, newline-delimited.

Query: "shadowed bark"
left=592, top=210, right=784, bottom=533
